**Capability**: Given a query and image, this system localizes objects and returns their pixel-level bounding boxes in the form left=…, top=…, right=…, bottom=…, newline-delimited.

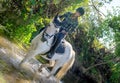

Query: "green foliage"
left=110, top=15, right=120, bottom=56
left=1, top=0, right=87, bottom=45
left=0, top=73, right=6, bottom=83
left=36, top=55, right=48, bottom=64
left=93, top=11, right=120, bottom=82
left=1, top=0, right=120, bottom=82
left=109, top=62, right=120, bottom=83
left=102, top=15, right=120, bottom=56
left=115, top=43, right=120, bottom=56
left=100, top=15, right=120, bottom=82
left=3, top=16, right=49, bottom=44
left=0, top=0, right=51, bottom=45
left=64, top=0, right=88, bottom=13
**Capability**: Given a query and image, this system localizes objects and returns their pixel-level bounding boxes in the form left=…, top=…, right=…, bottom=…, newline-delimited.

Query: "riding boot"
left=47, top=32, right=65, bottom=59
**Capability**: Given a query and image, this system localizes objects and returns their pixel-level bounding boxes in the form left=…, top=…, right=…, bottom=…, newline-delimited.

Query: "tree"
left=0, top=0, right=120, bottom=83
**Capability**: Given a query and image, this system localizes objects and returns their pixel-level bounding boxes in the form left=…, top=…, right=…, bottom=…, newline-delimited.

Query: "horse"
left=19, top=15, right=75, bottom=82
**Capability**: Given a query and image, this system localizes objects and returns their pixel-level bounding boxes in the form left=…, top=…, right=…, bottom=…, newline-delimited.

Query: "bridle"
left=43, top=23, right=59, bottom=39
left=41, top=23, right=59, bottom=46
left=44, top=31, right=55, bottom=39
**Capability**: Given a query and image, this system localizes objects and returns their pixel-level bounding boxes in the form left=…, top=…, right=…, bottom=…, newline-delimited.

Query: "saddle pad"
left=55, top=42, right=65, bottom=54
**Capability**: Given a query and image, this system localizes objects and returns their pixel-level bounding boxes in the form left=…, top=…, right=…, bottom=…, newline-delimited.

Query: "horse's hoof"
left=38, top=65, right=44, bottom=72
left=38, top=68, right=42, bottom=72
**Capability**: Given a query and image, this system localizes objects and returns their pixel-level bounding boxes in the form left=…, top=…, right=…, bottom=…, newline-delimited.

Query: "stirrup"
left=47, top=53, right=54, bottom=59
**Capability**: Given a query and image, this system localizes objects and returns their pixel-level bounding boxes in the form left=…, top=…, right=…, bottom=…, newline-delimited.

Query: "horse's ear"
left=53, top=13, right=61, bottom=24
left=54, top=13, right=59, bottom=21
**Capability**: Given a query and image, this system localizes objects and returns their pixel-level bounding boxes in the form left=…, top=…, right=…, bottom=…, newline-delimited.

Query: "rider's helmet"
left=76, top=7, right=85, bottom=16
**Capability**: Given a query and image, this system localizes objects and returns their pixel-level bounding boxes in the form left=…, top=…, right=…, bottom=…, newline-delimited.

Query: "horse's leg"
left=55, top=53, right=75, bottom=80
left=20, top=40, right=38, bottom=64
left=32, top=61, right=55, bottom=81
left=32, top=61, right=55, bottom=82
left=19, top=50, right=36, bottom=67
left=38, top=60, right=55, bottom=72
left=47, top=60, right=62, bottom=78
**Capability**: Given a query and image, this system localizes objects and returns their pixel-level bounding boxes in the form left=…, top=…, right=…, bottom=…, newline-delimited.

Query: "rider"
left=47, top=7, right=85, bottom=58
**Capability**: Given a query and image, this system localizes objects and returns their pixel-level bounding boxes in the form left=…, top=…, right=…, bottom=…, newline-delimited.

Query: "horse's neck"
left=45, top=27, right=56, bottom=35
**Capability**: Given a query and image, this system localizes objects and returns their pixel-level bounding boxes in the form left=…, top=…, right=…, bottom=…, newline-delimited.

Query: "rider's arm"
left=69, top=23, right=79, bottom=33
left=59, top=12, right=71, bottom=19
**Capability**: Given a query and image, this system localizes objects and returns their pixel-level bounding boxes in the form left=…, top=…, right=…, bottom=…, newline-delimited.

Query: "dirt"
left=0, top=36, right=31, bottom=83
left=0, top=58, right=32, bottom=83
left=0, top=36, right=59, bottom=83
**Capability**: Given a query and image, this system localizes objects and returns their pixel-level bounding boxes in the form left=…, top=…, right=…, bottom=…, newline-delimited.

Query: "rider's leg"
left=47, top=32, right=66, bottom=58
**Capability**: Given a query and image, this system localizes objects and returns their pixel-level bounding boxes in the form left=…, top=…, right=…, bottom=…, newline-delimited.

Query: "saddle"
left=55, top=40, right=65, bottom=54
left=42, top=32, right=65, bottom=55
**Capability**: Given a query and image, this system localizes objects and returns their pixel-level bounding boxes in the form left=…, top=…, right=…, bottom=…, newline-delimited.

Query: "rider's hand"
left=61, top=30, right=67, bottom=35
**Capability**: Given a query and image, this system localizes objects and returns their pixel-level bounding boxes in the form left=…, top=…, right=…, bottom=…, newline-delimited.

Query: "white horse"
left=19, top=15, right=75, bottom=81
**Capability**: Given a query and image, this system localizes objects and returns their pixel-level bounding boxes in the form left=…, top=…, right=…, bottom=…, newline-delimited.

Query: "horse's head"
left=48, top=14, right=61, bottom=29
left=44, top=14, right=61, bottom=38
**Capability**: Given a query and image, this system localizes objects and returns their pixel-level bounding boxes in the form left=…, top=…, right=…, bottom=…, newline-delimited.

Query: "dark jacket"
left=59, top=12, right=79, bottom=33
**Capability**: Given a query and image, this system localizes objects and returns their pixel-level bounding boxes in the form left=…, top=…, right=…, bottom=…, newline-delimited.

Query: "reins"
left=42, top=25, right=58, bottom=47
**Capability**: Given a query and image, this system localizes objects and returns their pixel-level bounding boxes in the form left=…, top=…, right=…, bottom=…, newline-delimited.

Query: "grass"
left=0, top=58, right=31, bottom=83
left=36, top=55, right=48, bottom=64
left=0, top=73, right=6, bottom=83
left=0, top=35, right=49, bottom=83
